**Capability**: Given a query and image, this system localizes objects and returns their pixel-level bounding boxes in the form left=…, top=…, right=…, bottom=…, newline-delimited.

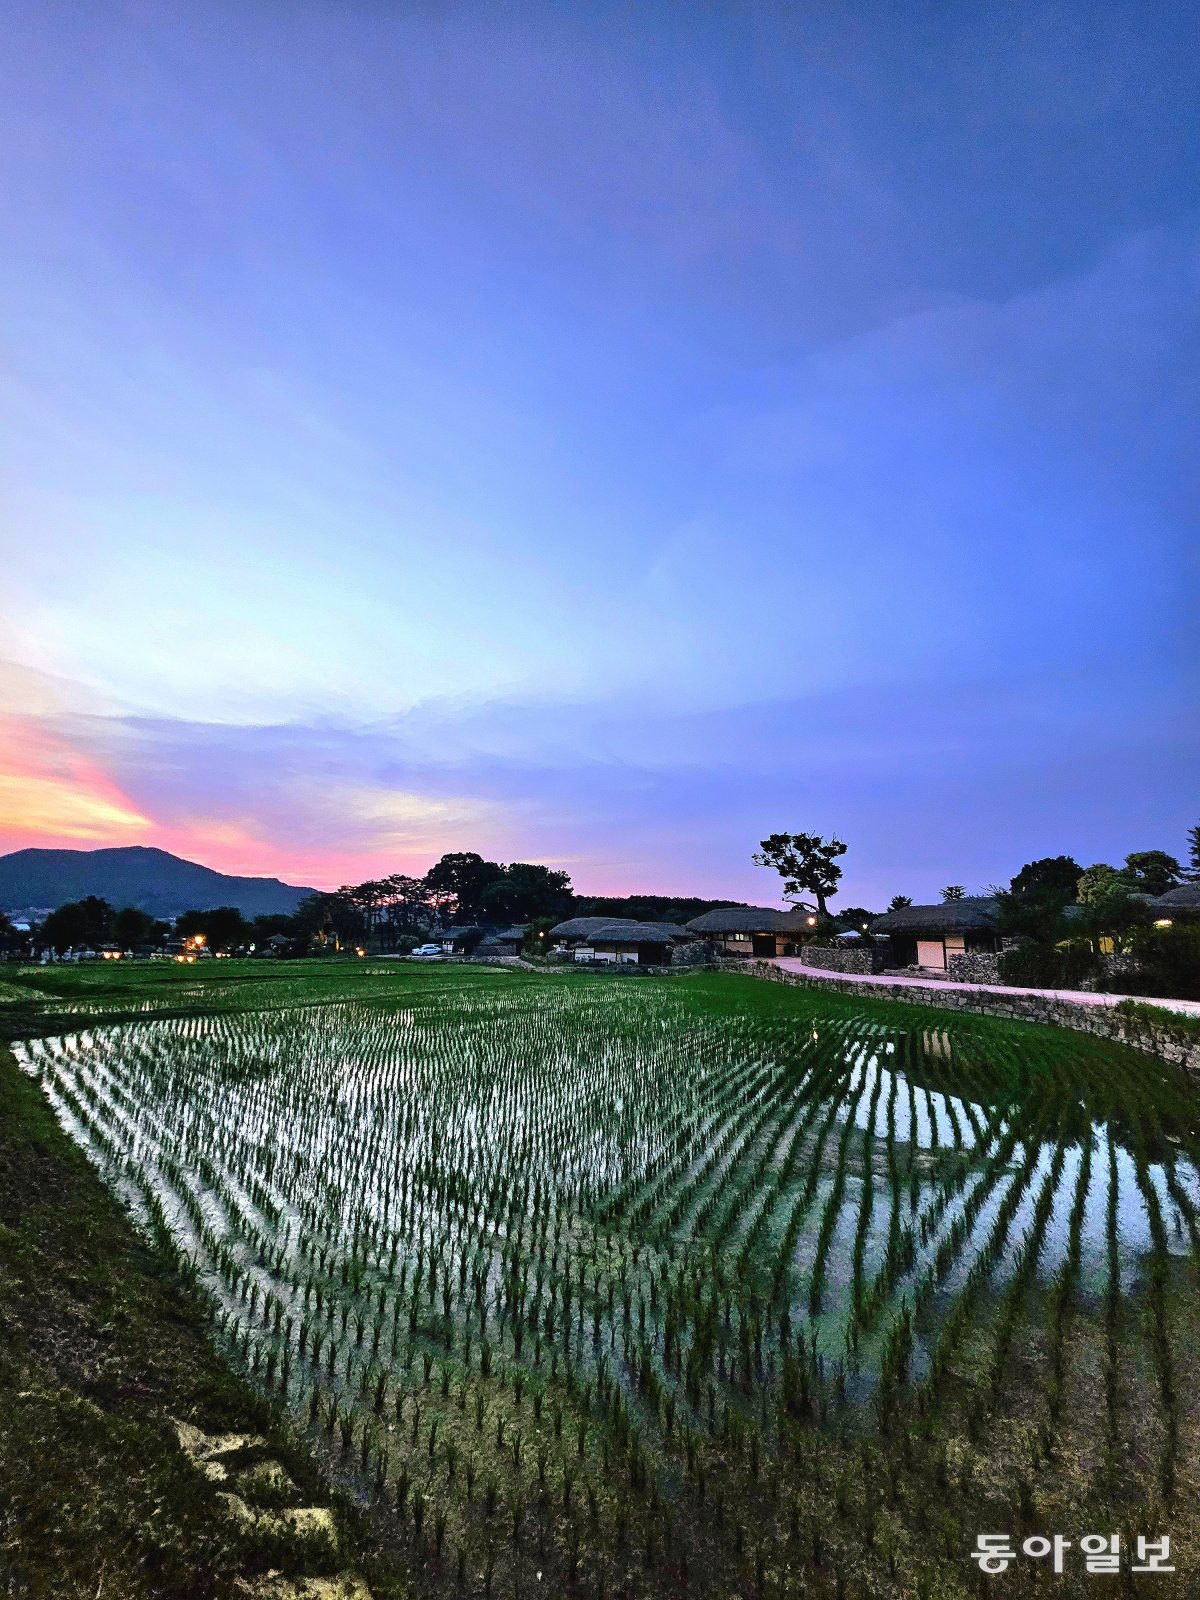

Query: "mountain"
left=0, top=846, right=316, bottom=920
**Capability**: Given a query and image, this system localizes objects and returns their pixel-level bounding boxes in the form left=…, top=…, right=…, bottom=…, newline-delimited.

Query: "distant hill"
left=0, top=846, right=316, bottom=920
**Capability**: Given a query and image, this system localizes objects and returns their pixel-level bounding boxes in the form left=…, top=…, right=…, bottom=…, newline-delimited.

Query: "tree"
left=380, top=875, right=430, bottom=943
left=175, top=906, right=249, bottom=951
left=940, top=885, right=966, bottom=902
left=1185, top=822, right=1200, bottom=883
left=422, top=853, right=504, bottom=921
left=887, top=895, right=913, bottom=912
left=1075, top=864, right=1127, bottom=905
left=752, top=832, right=846, bottom=917
left=39, top=896, right=113, bottom=953
left=835, top=906, right=878, bottom=931
left=478, top=863, right=573, bottom=923
left=1127, top=922, right=1200, bottom=1002
left=293, top=892, right=362, bottom=951
left=521, top=915, right=560, bottom=957
left=342, top=880, right=389, bottom=943
left=1122, top=850, right=1181, bottom=898
left=995, top=856, right=1082, bottom=944
left=113, top=905, right=156, bottom=949
left=1074, top=864, right=1151, bottom=952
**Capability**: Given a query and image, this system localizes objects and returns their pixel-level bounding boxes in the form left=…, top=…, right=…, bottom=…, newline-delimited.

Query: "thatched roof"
left=871, top=897, right=999, bottom=936
left=587, top=921, right=678, bottom=945
left=684, top=905, right=812, bottom=934
left=1153, top=883, right=1200, bottom=911
left=550, top=916, right=637, bottom=939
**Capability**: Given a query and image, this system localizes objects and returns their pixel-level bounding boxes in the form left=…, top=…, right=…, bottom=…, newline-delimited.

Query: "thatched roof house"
left=1151, top=883, right=1200, bottom=920
left=556, top=918, right=683, bottom=967
left=549, top=916, right=632, bottom=942
left=683, top=905, right=814, bottom=958
left=870, top=897, right=1000, bottom=971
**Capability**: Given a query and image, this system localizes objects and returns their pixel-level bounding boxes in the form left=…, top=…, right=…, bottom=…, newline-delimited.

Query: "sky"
left=0, top=0, right=1197, bottom=907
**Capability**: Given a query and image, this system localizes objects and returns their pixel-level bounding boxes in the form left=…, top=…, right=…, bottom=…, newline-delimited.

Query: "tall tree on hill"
left=888, top=894, right=913, bottom=911
left=752, top=832, right=846, bottom=917
left=941, top=885, right=966, bottom=902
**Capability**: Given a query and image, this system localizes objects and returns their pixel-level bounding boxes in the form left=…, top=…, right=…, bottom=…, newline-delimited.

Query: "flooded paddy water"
left=16, top=971, right=1200, bottom=1597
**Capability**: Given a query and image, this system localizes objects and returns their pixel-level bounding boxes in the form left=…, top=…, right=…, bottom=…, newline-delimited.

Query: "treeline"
left=6, top=851, right=752, bottom=958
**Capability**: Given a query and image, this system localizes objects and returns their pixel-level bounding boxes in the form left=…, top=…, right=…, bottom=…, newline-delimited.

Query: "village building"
left=439, top=924, right=527, bottom=957
left=869, top=898, right=1001, bottom=972
left=570, top=921, right=682, bottom=966
left=1150, top=883, right=1200, bottom=924
left=683, top=905, right=814, bottom=959
left=547, top=917, right=689, bottom=965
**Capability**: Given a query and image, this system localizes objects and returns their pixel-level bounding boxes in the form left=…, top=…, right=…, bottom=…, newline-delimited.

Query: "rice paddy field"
left=10, top=960, right=1200, bottom=1597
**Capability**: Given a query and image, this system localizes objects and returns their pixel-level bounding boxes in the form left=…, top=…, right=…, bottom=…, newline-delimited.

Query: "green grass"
left=5, top=958, right=1200, bottom=1597
left=1116, top=998, right=1200, bottom=1042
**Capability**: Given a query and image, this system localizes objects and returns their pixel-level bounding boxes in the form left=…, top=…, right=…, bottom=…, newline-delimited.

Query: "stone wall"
left=798, top=945, right=884, bottom=976
left=947, top=951, right=1001, bottom=984
left=742, top=961, right=1200, bottom=1079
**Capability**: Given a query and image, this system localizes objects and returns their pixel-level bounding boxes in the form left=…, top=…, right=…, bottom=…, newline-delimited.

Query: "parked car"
left=411, top=943, right=443, bottom=958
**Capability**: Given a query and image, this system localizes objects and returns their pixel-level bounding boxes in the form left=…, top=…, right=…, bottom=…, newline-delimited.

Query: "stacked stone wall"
left=798, top=945, right=884, bottom=976
left=742, top=961, right=1200, bottom=1079
left=947, top=951, right=1001, bottom=984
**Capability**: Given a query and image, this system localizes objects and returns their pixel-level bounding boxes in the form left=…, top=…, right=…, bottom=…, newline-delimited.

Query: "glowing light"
left=806, top=916, right=817, bottom=927
left=1154, top=918, right=1173, bottom=928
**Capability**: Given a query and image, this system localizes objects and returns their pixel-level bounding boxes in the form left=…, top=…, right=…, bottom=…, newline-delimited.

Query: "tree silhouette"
left=752, top=832, right=846, bottom=917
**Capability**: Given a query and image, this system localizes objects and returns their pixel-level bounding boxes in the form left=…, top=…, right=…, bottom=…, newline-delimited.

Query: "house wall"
left=576, top=943, right=638, bottom=964
left=916, top=938, right=946, bottom=970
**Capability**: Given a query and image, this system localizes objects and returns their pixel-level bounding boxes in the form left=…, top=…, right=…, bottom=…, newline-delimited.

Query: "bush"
left=1120, top=924, right=1200, bottom=1003
left=997, top=941, right=1099, bottom=990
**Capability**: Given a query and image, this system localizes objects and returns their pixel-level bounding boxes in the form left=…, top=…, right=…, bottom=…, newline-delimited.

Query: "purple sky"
left=1, top=2, right=1197, bottom=906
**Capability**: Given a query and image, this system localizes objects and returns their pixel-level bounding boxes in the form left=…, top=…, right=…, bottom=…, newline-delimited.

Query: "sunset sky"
left=1, top=2, right=1197, bottom=906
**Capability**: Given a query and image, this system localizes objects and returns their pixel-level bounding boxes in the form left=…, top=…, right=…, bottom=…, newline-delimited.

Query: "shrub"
left=1120, top=924, right=1200, bottom=1003
left=997, top=941, right=1098, bottom=990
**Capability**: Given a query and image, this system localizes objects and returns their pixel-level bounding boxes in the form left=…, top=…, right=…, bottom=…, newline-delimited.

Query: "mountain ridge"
left=0, top=845, right=316, bottom=920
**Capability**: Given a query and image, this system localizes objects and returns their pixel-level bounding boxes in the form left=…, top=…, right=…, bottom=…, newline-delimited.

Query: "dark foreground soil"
left=0, top=1044, right=387, bottom=1599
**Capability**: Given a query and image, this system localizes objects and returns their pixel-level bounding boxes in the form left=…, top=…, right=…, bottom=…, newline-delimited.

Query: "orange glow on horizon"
left=0, top=713, right=152, bottom=847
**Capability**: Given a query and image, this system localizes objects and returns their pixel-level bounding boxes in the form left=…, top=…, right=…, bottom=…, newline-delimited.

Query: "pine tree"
left=1186, top=821, right=1200, bottom=883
